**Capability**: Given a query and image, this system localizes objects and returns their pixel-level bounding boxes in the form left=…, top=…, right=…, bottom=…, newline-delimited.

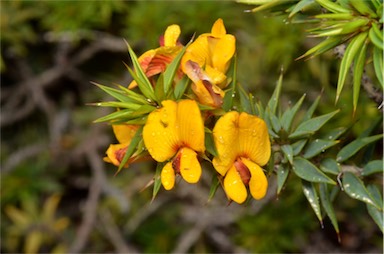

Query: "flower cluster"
left=96, top=19, right=271, bottom=204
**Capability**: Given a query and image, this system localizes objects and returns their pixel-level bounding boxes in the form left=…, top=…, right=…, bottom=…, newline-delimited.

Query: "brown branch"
left=68, top=137, right=107, bottom=253
left=98, top=208, right=139, bottom=253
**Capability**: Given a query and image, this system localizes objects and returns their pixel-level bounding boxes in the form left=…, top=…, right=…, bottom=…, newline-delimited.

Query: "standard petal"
left=211, top=18, right=226, bottom=36
left=161, top=162, right=175, bottom=190
left=143, top=100, right=179, bottom=162
left=237, top=112, right=271, bottom=166
left=224, top=165, right=247, bottom=204
left=241, top=158, right=268, bottom=200
left=212, top=111, right=240, bottom=176
left=112, top=124, right=139, bottom=144
left=176, top=100, right=205, bottom=152
left=164, top=24, right=181, bottom=47
left=179, top=147, right=202, bottom=184
left=181, top=36, right=210, bottom=72
left=210, top=35, right=236, bottom=73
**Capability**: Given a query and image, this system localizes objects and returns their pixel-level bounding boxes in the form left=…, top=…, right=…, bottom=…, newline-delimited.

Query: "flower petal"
left=224, top=165, right=247, bottom=204
left=176, top=100, right=205, bottom=152
left=212, top=111, right=240, bottom=176
left=210, top=35, right=236, bottom=73
left=241, top=158, right=268, bottom=200
left=211, top=18, right=226, bottom=36
left=181, top=36, right=210, bottom=72
left=112, top=124, right=139, bottom=144
left=179, top=147, right=202, bottom=184
left=143, top=100, right=179, bottom=162
left=237, top=112, right=271, bottom=166
left=104, top=143, right=129, bottom=167
left=161, top=162, right=175, bottom=190
left=164, top=24, right=181, bottom=47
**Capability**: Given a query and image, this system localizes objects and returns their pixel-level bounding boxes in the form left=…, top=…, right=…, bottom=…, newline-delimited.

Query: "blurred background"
left=1, top=0, right=382, bottom=253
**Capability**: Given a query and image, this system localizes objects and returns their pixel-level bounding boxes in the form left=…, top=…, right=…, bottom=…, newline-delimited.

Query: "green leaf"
left=277, top=165, right=289, bottom=195
left=315, top=0, right=352, bottom=13
left=336, top=134, right=383, bottom=162
left=319, top=183, right=340, bottom=240
left=125, top=41, right=156, bottom=101
left=248, top=0, right=286, bottom=12
left=297, top=36, right=344, bottom=60
left=267, top=71, right=283, bottom=115
left=289, top=0, right=315, bottom=18
left=152, top=162, right=164, bottom=202
left=174, top=75, right=190, bottom=100
left=223, top=55, right=237, bottom=112
left=292, top=139, right=307, bottom=156
left=281, top=145, right=294, bottom=165
left=93, top=83, right=138, bottom=103
left=367, top=184, right=383, bottom=208
left=117, top=126, right=143, bottom=174
left=289, top=110, right=339, bottom=139
left=302, top=180, right=323, bottom=225
left=373, top=46, right=383, bottom=88
left=207, top=175, right=221, bottom=203
left=303, top=139, right=340, bottom=159
left=369, top=23, right=383, bottom=50
left=116, top=84, right=151, bottom=105
left=293, top=157, right=336, bottom=184
left=362, top=160, right=383, bottom=176
left=91, top=101, right=141, bottom=110
left=280, top=94, right=306, bottom=132
left=94, top=104, right=155, bottom=123
left=154, top=73, right=165, bottom=102
left=320, top=127, right=347, bottom=141
left=320, top=158, right=340, bottom=175
left=269, top=109, right=282, bottom=133
left=238, top=83, right=252, bottom=114
left=336, top=31, right=368, bottom=103
left=205, top=130, right=218, bottom=157
left=163, top=43, right=189, bottom=95
left=350, top=0, right=378, bottom=17
left=353, top=40, right=367, bottom=114
left=367, top=203, right=384, bottom=233
left=342, top=172, right=381, bottom=209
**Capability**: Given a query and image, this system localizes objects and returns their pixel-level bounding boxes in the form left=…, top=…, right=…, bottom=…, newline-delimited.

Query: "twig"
left=68, top=147, right=105, bottom=253
left=2, top=143, right=47, bottom=174
left=98, top=208, right=138, bottom=253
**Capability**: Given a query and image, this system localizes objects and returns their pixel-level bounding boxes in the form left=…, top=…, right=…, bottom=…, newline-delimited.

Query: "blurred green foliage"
left=1, top=0, right=382, bottom=253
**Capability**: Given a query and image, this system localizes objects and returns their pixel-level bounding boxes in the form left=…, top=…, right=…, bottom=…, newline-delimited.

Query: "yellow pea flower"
left=181, top=18, right=236, bottom=107
left=129, top=24, right=183, bottom=89
left=104, top=124, right=140, bottom=167
left=143, top=99, right=205, bottom=190
left=212, top=111, right=271, bottom=204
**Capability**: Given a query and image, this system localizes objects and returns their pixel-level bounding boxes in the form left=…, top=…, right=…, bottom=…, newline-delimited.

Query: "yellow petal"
left=212, top=111, right=240, bottom=176
left=161, top=162, right=175, bottom=190
left=211, top=18, right=226, bottom=36
left=164, top=24, right=181, bottom=47
left=112, top=124, right=139, bottom=144
left=224, top=165, right=247, bottom=204
left=176, top=100, right=205, bottom=153
left=181, top=36, right=210, bottom=73
left=205, top=65, right=227, bottom=86
left=143, top=100, right=179, bottom=162
left=104, top=143, right=129, bottom=167
left=179, top=147, right=202, bottom=184
left=210, top=35, right=236, bottom=73
left=241, top=158, right=268, bottom=200
left=237, top=112, right=271, bottom=166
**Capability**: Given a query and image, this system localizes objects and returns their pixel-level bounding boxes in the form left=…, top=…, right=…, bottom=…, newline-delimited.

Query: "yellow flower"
left=212, top=111, right=271, bottom=204
left=143, top=99, right=205, bottom=190
left=181, top=18, right=236, bottom=107
left=104, top=124, right=140, bottom=167
left=129, top=24, right=183, bottom=89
